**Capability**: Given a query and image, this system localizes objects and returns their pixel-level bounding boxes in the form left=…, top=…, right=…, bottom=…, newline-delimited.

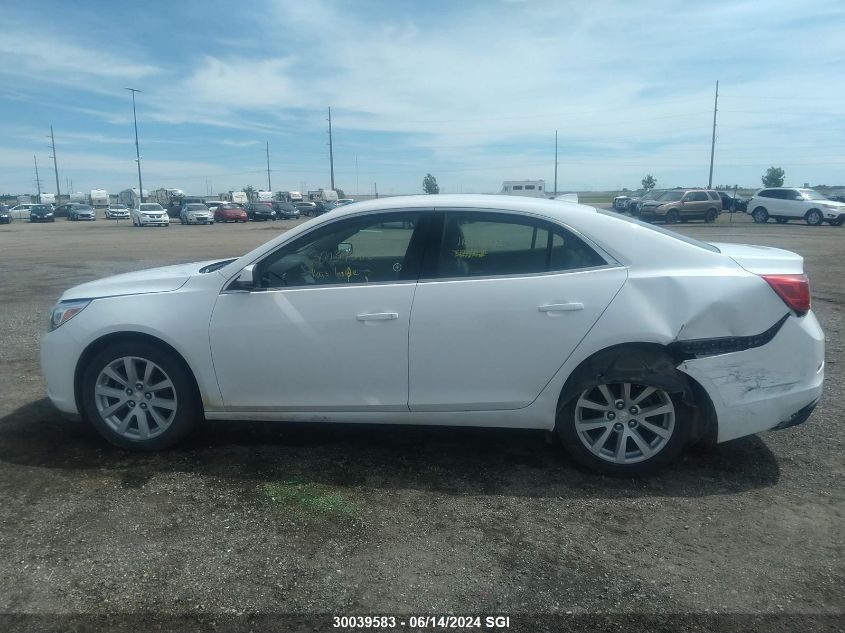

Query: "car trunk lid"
left=709, top=242, right=804, bottom=275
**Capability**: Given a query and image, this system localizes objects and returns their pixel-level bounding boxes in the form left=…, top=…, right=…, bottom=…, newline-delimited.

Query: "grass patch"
left=263, top=480, right=358, bottom=521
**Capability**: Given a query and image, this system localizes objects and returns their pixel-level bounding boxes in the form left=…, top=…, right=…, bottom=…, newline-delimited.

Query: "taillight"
left=762, top=274, right=811, bottom=315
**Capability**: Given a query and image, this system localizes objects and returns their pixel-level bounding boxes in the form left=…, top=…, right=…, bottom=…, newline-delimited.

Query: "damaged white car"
left=41, top=195, right=824, bottom=475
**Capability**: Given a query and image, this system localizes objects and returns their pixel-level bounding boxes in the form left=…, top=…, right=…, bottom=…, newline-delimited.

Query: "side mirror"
left=338, top=242, right=353, bottom=255
left=230, top=264, right=256, bottom=291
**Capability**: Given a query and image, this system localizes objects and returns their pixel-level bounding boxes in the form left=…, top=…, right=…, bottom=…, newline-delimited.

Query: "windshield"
left=187, top=204, right=208, bottom=210
left=799, top=189, right=827, bottom=200
left=641, top=190, right=664, bottom=201
left=111, top=205, right=127, bottom=209
left=140, top=204, right=163, bottom=211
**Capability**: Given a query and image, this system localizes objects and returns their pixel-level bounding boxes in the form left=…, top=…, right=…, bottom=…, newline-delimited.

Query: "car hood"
left=709, top=242, right=803, bottom=275
left=60, top=260, right=222, bottom=301
left=820, top=199, right=845, bottom=207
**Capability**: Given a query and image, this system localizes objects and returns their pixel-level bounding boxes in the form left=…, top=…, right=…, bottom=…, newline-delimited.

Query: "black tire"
left=830, top=218, right=844, bottom=227
left=81, top=341, right=201, bottom=450
left=665, top=209, right=680, bottom=224
left=776, top=218, right=789, bottom=224
left=805, top=209, right=823, bottom=226
left=752, top=207, right=769, bottom=223
left=555, top=351, right=693, bottom=476
left=704, top=208, right=718, bottom=223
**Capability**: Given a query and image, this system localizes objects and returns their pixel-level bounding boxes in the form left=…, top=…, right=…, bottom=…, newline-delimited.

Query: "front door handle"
left=357, top=312, right=399, bottom=321
left=538, top=303, right=584, bottom=313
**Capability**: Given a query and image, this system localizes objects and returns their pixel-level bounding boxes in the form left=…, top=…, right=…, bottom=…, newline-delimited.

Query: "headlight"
left=50, top=300, right=91, bottom=331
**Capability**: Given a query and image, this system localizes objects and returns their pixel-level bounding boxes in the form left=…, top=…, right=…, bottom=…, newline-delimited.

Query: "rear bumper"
left=679, top=311, right=824, bottom=442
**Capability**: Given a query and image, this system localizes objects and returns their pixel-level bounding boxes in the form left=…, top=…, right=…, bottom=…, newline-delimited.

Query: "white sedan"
left=41, top=195, right=824, bottom=475
left=130, top=203, right=170, bottom=227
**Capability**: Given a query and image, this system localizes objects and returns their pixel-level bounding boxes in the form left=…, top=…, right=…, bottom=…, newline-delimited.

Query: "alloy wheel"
left=94, top=356, right=178, bottom=441
left=573, top=382, right=675, bottom=465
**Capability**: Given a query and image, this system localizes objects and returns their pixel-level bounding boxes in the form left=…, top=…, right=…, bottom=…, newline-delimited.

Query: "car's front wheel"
left=805, top=209, right=823, bottom=226
left=665, top=210, right=680, bottom=224
left=557, top=379, right=689, bottom=476
left=752, top=207, right=769, bottom=223
left=704, top=208, right=718, bottom=223
left=81, top=342, right=200, bottom=450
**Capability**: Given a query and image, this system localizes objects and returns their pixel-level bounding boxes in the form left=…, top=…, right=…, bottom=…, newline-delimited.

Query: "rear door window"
left=432, top=211, right=606, bottom=279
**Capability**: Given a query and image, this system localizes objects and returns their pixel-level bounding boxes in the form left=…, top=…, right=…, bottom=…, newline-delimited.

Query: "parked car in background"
left=29, top=204, right=56, bottom=223
left=41, top=194, right=823, bottom=476
left=628, top=190, right=666, bottom=217
left=314, top=201, right=338, bottom=216
left=717, top=191, right=747, bottom=212
left=105, top=204, right=130, bottom=219
left=54, top=203, right=74, bottom=218
left=748, top=188, right=845, bottom=226
left=131, top=203, right=170, bottom=227
left=0, top=205, right=11, bottom=224
left=205, top=201, right=226, bottom=212
left=246, top=203, right=276, bottom=221
left=612, top=195, right=632, bottom=211
left=336, top=198, right=355, bottom=206
left=272, top=201, right=301, bottom=219
left=214, top=203, right=248, bottom=223
left=638, top=189, right=721, bottom=224
left=10, top=203, right=37, bottom=220
left=293, top=201, right=317, bottom=216
left=67, top=204, right=96, bottom=221
left=179, top=203, right=214, bottom=225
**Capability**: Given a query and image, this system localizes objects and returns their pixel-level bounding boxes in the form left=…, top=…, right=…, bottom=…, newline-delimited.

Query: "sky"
left=0, top=0, right=843, bottom=197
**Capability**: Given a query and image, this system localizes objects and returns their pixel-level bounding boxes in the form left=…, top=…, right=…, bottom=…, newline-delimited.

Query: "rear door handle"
left=357, top=312, right=399, bottom=321
left=538, top=303, right=584, bottom=312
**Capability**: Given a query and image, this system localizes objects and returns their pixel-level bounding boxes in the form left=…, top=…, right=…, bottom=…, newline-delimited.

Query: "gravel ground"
left=0, top=213, right=842, bottom=632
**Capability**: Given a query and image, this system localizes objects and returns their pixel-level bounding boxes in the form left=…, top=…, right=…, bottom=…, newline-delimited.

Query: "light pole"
left=126, top=88, right=144, bottom=203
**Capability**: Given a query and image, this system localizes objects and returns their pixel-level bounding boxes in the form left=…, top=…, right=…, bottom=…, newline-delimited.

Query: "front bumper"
left=186, top=215, right=213, bottom=224
left=637, top=209, right=666, bottom=221
left=679, top=311, right=825, bottom=442
left=139, top=216, right=169, bottom=225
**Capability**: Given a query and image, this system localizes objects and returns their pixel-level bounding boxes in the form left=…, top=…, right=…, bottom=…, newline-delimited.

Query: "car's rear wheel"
left=752, top=207, right=769, bottom=223
left=805, top=209, right=823, bottom=226
left=81, top=342, right=200, bottom=450
left=557, top=378, right=690, bottom=476
left=665, top=210, right=680, bottom=224
left=704, top=208, right=718, bottom=223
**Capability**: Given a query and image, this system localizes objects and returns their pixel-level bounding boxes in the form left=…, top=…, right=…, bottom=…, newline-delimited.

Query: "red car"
left=214, top=203, right=248, bottom=223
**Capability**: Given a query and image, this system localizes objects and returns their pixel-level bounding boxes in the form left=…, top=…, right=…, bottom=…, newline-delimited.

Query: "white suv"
left=131, top=203, right=170, bottom=227
left=748, top=188, right=845, bottom=226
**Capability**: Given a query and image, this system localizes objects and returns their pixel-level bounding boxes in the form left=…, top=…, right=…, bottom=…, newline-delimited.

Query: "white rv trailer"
left=69, top=192, right=87, bottom=203
left=117, top=188, right=148, bottom=209
left=255, top=190, right=274, bottom=203
left=306, top=189, right=339, bottom=203
left=89, top=189, right=110, bottom=211
left=500, top=180, right=546, bottom=198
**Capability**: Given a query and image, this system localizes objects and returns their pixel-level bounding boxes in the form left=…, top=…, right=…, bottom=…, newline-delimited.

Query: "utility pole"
left=355, top=154, right=359, bottom=197
left=33, top=155, right=42, bottom=199
left=265, top=141, right=272, bottom=191
left=373, top=182, right=378, bottom=199
left=327, top=107, right=335, bottom=190
left=49, top=125, right=61, bottom=201
left=708, top=80, right=718, bottom=189
left=126, top=88, right=144, bottom=203
left=554, top=129, right=559, bottom=197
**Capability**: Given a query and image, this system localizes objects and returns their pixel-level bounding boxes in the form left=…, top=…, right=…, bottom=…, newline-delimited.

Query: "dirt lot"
left=0, top=213, right=842, bottom=631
